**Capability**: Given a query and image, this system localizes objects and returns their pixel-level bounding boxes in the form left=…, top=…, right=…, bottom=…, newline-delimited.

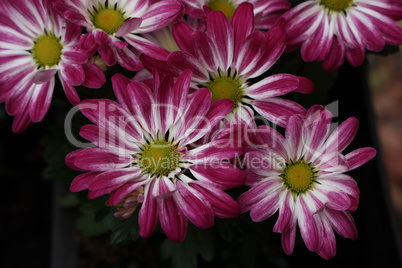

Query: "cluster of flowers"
left=1, top=0, right=401, bottom=260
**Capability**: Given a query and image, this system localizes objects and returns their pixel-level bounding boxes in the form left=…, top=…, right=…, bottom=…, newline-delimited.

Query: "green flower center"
left=92, top=8, right=125, bottom=34
left=320, top=0, right=353, bottom=11
left=281, top=160, right=318, bottom=194
left=207, top=0, right=237, bottom=20
left=32, top=34, right=63, bottom=67
left=139, top=140, right=181, bottom=178
left=206, top=76, right=243, bottom=111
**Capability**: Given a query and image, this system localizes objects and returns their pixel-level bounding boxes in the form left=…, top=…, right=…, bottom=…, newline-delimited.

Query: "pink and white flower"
left=182, top=0, right=291, bottom=30
left=0, top=0, right=104, bottom=133
left=54, top=0, right=184, bottom=70
left=163, top=3, right=314, bottom=128
left=66, top=70, right=245, bottom=242
left=238, top=105, right=376, bottom=258
left=281, top=0, right=402, bottom=71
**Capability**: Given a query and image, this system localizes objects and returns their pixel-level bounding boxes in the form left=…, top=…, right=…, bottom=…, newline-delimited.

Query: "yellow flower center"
left=282, top=160, right=317, bottom=194
left=93, top=8, right=125, bottom=35
left=320, top=0, right=353, bottom=11
left=207, top=0, right=237, bottom=20
left=139, top=140, right=181, bottom=178
left=207, top=76, right=243, bottom=110
left=32, top=34, right=63, bottom=67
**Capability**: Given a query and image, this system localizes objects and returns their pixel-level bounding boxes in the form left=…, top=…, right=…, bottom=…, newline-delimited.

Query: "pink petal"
left=124, top=34, right=170, bottom=61
left=231, top=2, right=254, bottom=60
left=174, top=88, right=211, bottom=140
left=125, top=81, right=156, bottom=135
left=60, top=77, right=80, bottom=105
left=246, top=73, right=299, bottom=99
left=139, top=181, right=159, bottom=239
left=302, top=105, right=332, bottom=162
left=296, top=195, right=321, bottom=252
left=185, top=139, right=243, bottom=163
left=235, top=32, right=266, bottom=75
left=190, top=162, right=245, bottom=190
left=108, top=176, right=150, bottom=205
left=73, top=147, right=131, bottom=171
left=78, top=99, right=142, bottom=141
left=111, top=73, right=134, bottom=107
left=322, top=37, right=345, bottom=72
left=249, top=190, right=280, bottom=222
left=180, top=98, right=233, bottom=145
left=325, top=117, right=359, bottom=153
left=190, top=182, right=240, bottom=218
left=273, top=191, right=296, bottom=233
left=70, top=171, right=100, bottom=192
left=193, top=30, right=218, bottom=72
left=32, top=69, right=58, bottom=84
left=82, top=62, right=106, bottom=88
left=294, top=76, right=315, bottom=94
left=237, top=177, right=283, bottom=212
left=62, top=50, right=88, bottom=65
left=281, top=225, right=296, bottom=255
left=207, top=9, right=233, bottom=70
left=324, top=208, right=357, bottom=240
left=300, top=9, right=329, bottom=62
left=174, top=181, right=214, bottom=229
left=316, top=215, right=337, bottom=260
left=11, top=107, right=32, bottom=133
left=157, top=189, right=188, bottom=242
left=141, top=0, right=184, bottom=32
left=345, top=45, right=365, bottom=67
left=98, top=44, right=117, bottom=66
left=29, top=79, right=54, bottom=122
left=246, top=25, right=286, bottom=78
left=345, top=147, right=376, bottom=171
left=114, top=46, right=143, bottom=71
left=116, top=18, right=142, bottom=37
left=65, top=149, right=85, bottom=171
left=254, top=125, right=289, bottom=162
left=79, top=33, right=98, bottom=57
left=89, top=167, right=142, bottom=192
left=172, top=21, right=196, bottom=56
left=252, top=97, right=306, bottom=127
left=61, top=64, right=85, bottom=86
left=285, top=114, right=304, bottom=160
left=348, top=9, right=385, bottom=52
left=167, top=51, right=209, bottom=81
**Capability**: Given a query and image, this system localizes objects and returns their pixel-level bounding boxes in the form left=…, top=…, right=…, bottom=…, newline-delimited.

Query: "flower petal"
left=174, top=180, right=214, bottom=229
left=139, top=181, right=159, bottom=239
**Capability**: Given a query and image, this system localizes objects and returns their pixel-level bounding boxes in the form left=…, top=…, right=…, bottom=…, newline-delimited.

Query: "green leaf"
left=57, top=193, right=81, bottom=208
left=161, top=225, right=215, bottom=268
left=75, top=212, right=109, bottom=237
left=79, top=195, right=109, bottom=214
left=103, top=208, right=140, bottom=245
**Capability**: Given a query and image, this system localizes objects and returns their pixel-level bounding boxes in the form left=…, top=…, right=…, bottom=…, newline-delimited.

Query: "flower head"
left=0, top=0, right=102, bottom=133
left=238, top=105, right=376, bottom=258
left=183, top=0, right=291, bottom=29
left=281, top=0, right=402, bottom=71
left=163, top=3, right=314, bottom=128
left=66, top=70, right=245, bottom=242
left=54, top=0, right=184, bottom=70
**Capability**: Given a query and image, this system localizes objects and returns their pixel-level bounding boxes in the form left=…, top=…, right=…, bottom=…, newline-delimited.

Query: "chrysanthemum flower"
left=54, top=0, right=184, bottom=70
left=238, top=105, right=376, bottom=259
left=66, top=70, right=245, bottom=242
left=281, top=0, right=402, bottom=71
left=0, top=0, right=103, bottom=133
left=163, top=3, right=313, bottom=128
left=182, top=0, right=291, bottom=29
